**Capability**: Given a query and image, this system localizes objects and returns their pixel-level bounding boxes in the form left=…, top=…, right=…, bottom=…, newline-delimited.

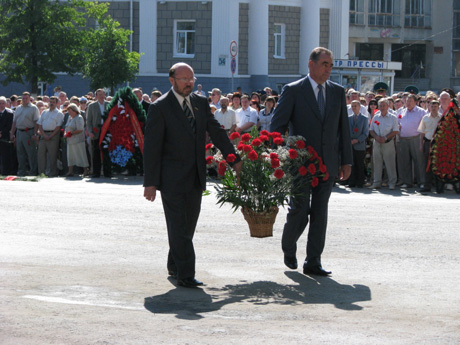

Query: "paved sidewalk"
left=1, top=177, right=459, bottom=344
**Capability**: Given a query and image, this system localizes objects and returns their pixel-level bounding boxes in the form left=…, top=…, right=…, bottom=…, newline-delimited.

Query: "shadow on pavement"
left=144, top=272, right=371, bottom=319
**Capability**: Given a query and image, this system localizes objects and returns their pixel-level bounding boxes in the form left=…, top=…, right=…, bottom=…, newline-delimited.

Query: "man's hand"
left=144, top=186, right=157, bottom=202
left=339, top=165, right=351, bottom=181
left=233, top=161, right=242, bottom=175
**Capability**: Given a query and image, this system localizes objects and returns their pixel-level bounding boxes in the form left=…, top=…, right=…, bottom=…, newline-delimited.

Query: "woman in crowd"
left=231, top=92, right=241, bottom=110
left=367, top=99, right=378, bottom=121
left=258, top=96, right=276, bottom=131
left=250, top=100, right=261, bottom=115
left=64, top=104, right=89, bottom=177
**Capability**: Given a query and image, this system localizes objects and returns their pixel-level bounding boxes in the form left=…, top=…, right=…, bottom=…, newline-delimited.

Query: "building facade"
left=348, top=0, right=457, bottom=93
left=1, top=0, right=458, bottom=96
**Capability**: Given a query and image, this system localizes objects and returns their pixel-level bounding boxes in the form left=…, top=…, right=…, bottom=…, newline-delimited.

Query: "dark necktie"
left=317, top=84, right=325, bottom=118
left=182, top=99, right=196, bottom=134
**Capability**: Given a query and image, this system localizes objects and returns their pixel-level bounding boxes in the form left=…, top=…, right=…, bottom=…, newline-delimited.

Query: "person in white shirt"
left=418, top=100, right=441, bottom=192
left=37, top=96, right=64, bottom=176
left=235, top=95, right=258, bottom=133
left=369, top=98, right=399, bottom=189
left=213, top=97, right=236, bottom=134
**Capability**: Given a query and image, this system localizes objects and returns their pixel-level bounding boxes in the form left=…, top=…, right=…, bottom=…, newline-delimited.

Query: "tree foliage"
left=0, top=0, right=140, bottom=94
left=82, top=2, right=140, bottom=95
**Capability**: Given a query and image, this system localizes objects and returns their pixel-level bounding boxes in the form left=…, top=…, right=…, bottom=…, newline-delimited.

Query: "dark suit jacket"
left=270, top=76, right=352, bottom=177
left=143, top=90, right=239, bottom=193
left=0, top=109, right=14, bottom=141
left=141, top=99, right=150, bottom=116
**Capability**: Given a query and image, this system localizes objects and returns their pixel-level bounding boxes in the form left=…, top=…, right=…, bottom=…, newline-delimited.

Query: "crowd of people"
left=0, top=87, right=159, bottom=178
left=1, top=82, right=459, bottom=194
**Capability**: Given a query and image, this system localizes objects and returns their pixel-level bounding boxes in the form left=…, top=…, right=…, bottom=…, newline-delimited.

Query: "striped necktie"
left=317, top=84, right=325, bottom=118
left=182, top=99, right=196, bottom=134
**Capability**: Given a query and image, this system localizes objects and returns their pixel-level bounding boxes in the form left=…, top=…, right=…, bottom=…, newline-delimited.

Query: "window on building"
left=274, top=23, right=285, bottom=59
left=453, top=5, right=460, bottom=76
left=391, top=43, right=425, bottom=78
left=356, top=43, right=384, bottom=60
left=350, top=0, right=365, bottom=25
left=174, top=20, right=195, bottom=57
left=368, top=0, right=400, bottom=27
left=404, top=0, right=431, bottom=28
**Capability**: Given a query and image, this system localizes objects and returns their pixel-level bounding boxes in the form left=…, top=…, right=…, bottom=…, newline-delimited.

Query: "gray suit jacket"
left=348, top=113, right=369, bottom=151
left=86, top=100, right=109, bottom=140
left=143, top=90, right=239, bottom=193
left=270, top=76, right=353, bottom=177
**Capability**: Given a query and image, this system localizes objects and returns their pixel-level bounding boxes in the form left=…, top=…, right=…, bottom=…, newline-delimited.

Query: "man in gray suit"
left=143, top=63, right=241, bottom=288
left=348, top=100, right=369, bottom=188
left=86, top=89, right=110, bottom=177
left=270, top=47, right=352, bottom=276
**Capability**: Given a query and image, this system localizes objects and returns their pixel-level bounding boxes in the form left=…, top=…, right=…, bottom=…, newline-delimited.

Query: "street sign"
left=230, top=57, right=237, bottom=74
left=230, top=40, right=238, bottom=57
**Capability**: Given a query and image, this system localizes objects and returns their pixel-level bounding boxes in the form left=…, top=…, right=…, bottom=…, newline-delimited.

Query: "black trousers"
left=349, top=149, right=366, bottom=187
left=0, top=141, right=17, bottom=175
left=161, top=178, right=202, bottom=280
left=282, top=179, right=334, bottom=268
left=91, top=139, right=110, bottom=176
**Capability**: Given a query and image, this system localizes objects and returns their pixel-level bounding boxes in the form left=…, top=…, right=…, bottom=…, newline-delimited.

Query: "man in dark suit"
left=143, top=63, right=241, bottom=288
left=270, top=47, right=352, bottom=276
left=0, top=96, right=16, bottom=175
left=86, top=89, right=110, bottom=178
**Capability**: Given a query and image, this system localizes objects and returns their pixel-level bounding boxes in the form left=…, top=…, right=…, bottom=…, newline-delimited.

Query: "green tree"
left=83, top=3, right=140, bottom=95
left=0, top=0, right=95, bottom=94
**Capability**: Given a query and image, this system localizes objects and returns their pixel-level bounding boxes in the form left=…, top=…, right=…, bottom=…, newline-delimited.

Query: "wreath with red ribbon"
left=99, top=87, right=147, bottom=174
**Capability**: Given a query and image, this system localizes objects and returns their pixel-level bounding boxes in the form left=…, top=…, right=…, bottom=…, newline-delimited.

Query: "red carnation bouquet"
left=207, top=128, right=328, bottom=213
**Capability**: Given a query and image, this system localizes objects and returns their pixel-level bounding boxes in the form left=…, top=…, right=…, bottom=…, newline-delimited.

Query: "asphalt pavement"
left=1, top=176, right=459, bottom=344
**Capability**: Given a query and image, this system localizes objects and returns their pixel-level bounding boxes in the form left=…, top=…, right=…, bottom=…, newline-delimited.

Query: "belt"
left=423, top=137, right=431, bottom=142
left=400, top=135, right=419, bottom=140
left=44, top=130, right=55, bottom=133
left=17, top=127, right=34, bottom=132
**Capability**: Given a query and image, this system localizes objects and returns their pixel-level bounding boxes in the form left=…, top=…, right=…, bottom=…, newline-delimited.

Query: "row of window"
left=174, top=20, right=286, bottom=59
left=350, top=0, right=432, bottom=28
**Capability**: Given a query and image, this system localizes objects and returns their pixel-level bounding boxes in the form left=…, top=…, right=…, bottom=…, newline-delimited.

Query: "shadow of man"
left=144, top=273, right=371, bottom=319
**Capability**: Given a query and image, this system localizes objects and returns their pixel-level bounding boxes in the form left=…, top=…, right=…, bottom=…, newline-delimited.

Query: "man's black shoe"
left=91, top=174, right=101, bottom=178
left=303, top=266, right=331, bottom=276
left=168, top=270, right=177, bottom=279
left=177, top=277, right=203, bottom=288
left=284, top=255, right=298, bottom=270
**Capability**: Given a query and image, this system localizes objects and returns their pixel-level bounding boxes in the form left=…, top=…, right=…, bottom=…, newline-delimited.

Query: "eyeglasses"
left=174, top=77, right=197, bottom=83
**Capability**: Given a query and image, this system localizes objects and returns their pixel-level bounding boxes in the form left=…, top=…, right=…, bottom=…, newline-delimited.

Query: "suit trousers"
left=38, top=134, right=60, bottom=177
left=398, top=136, right=425, bottom=186
left=91, top=139, right=102, bottom=176
left=282, top=179, right=334, bottom=268
left=0, top=141, right=16, bottom=175
left=349, top=148, right=366, bottom=187
left=16, top=130, right=37, bottom=176
left=373, top=141, right=397, bottom=187
left=161, top=177, right=202, bottom=280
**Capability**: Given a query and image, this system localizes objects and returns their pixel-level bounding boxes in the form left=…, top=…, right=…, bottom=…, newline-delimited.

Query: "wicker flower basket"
left=241, top=206, right=279, bottom=238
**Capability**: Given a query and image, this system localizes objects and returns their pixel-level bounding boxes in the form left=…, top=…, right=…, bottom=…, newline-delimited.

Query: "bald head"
left=169, top=63, right=196, bottom=97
